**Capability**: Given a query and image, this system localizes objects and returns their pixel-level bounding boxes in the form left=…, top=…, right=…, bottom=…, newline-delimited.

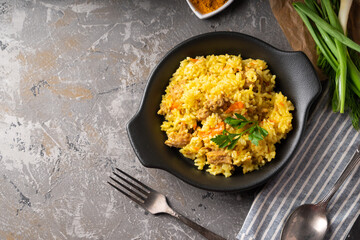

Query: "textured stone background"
left=3, top=1, right=356, bottom=240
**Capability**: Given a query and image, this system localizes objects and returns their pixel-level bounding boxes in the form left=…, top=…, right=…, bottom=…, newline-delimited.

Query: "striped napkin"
left=237, top=86, right=360, bottom=240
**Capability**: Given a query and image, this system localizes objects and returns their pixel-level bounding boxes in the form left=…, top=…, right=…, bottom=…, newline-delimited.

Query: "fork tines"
left=108, top=168, right=151, bottom=205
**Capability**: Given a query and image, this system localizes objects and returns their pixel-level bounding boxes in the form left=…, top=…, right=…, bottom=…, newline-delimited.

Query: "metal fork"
left=108, top=168, right=226, bottom=240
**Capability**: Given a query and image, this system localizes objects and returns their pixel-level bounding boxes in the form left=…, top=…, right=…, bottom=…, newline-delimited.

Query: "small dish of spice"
left=186, top=0, right=234, bottom=19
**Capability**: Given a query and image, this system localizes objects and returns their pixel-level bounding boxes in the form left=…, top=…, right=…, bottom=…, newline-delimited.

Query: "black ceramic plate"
left=127, top=32, right=321, bottom=192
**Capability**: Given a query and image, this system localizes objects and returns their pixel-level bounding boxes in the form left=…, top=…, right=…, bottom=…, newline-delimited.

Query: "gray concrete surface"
left=0, top=0, right=293, bottom=239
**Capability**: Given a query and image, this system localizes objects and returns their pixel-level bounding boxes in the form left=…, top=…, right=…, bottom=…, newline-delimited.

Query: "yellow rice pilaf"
left=158, top=54, right=294, bottom=177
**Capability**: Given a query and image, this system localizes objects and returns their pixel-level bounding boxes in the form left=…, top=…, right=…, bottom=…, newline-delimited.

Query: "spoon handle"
left=319, top=144, right=360, bottom=206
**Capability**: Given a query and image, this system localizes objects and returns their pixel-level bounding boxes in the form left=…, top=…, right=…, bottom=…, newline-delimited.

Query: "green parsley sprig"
left=210, top=113, right=268, bottom=150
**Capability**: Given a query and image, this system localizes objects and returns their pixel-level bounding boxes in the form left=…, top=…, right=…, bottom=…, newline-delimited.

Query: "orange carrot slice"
left=225, top=101, right=244, bottom=113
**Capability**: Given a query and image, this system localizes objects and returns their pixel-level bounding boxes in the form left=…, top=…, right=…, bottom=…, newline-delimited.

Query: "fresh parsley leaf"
left=210, top=114, right=268, bottom=149
left=225, top=114, right=251, bottom=129
left=211, top=134, right=231, bottom=148
left=227, top=136, right=240, bottom=150
left=237, top=121, right=251, bottom=129
left=235, top=113, right=247, bottom=121
left=211, top=130, right=241, bottom=149
left=259, top=126, right=269, bottom=136
left=248, top=125, right=269, bottom=146
left=224, top=117, right=243, bottom=127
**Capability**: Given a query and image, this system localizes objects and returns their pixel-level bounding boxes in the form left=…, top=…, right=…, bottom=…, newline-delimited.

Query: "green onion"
left=294, top=8, right=338, bottom=70
left=293, top=0, right=360, bottom=129
left=338, top=0, right=353, bottom=34
left=293, top=3, right=360, bottom=53
left=322, top=0, right=347, bottom=113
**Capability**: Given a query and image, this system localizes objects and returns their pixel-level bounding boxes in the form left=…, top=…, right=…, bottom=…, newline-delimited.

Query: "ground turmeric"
left=190, top=0, right=228, bottom=14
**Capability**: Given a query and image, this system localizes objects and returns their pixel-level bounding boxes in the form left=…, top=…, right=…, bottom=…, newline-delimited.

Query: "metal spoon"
left=281, top=144, right=360, bottom=240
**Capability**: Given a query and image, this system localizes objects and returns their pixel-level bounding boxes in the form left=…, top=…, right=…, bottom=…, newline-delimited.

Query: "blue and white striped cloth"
left=237, top=86, right=360, bottom=240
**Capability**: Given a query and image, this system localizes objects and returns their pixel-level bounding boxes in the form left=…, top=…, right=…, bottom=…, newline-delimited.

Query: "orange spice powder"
left=190, top=0, right=228, bottom=14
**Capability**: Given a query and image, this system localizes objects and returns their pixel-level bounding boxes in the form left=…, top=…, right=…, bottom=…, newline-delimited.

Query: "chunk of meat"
left=158, top=80, right=187, bottom=115
left=196, top=108, right=211, bottom=120
left=169, top=81, right=185, bottom=99
left=204, top=96, right=229, bottom=111
left=195, top=96, right=230, bottom=120
left=165, top=131, right=191, bottom=148
left=206, top=151, right=232, bottom=165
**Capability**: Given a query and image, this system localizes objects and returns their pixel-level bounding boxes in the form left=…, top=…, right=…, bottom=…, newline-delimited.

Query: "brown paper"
left=270, top=0, right=360, bottom=81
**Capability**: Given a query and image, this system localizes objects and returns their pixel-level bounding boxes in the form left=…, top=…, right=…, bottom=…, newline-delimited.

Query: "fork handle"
left=169, top=210, right=226, bottom=240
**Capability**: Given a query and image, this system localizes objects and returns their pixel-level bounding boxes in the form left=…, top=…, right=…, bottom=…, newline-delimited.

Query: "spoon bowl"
left=281, top=203, right=328, bottom=240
